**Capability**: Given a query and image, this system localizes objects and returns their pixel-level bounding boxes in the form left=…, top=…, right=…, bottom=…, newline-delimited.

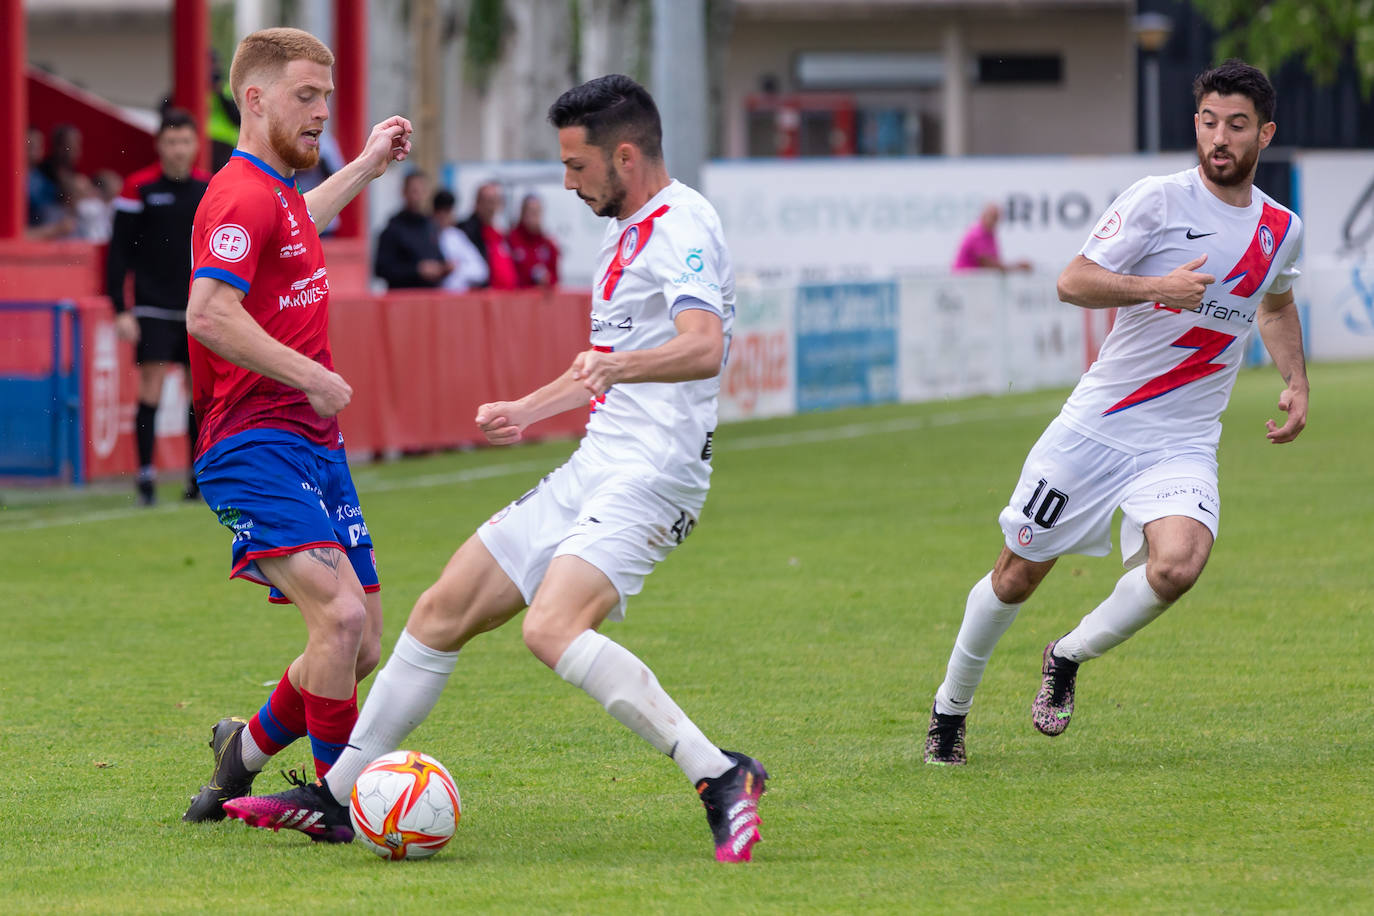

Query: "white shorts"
left=998, top=417, right=1220, bottom=568
left=476, top=451, right=704, bottom=621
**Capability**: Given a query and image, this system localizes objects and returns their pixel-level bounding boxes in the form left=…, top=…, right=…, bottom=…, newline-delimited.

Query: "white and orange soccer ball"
left=349, top=750, right=461, bottom=860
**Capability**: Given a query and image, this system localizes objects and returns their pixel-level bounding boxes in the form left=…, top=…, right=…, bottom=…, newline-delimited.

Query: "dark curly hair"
left=1193, top=59, right=1275, bottom=123
left=547, top=74, right=663, bottom=161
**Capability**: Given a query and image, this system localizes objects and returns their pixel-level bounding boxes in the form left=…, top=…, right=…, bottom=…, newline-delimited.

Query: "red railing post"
left=1, top=0, right=28, bottom=239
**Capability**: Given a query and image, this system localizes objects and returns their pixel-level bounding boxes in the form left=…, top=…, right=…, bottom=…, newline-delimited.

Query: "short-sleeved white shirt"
left=574, top=180, right=735, bottom=505
left=1058, top=167, right=1303, bottom=453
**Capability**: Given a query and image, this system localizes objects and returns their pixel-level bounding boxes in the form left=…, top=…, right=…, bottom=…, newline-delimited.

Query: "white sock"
left=556, top=630, right=733, bottom=784
left=239, top=728, right=271, bottom=772
left=933, top=572, right=1022, bottom=717
left=322, top=630, right=459, bottom=805
left=1054, top=566, right=1171, bottom=663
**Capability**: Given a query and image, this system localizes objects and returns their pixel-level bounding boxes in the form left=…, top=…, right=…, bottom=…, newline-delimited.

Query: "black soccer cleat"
left=923, top=705, right=968, bottom=766
left=696, top=750, right=768, bottom=863
left=223, top=773, right=354, bottom=843
left=136, top=477, right=156, bottom=507
left=183, top=716, right=257, bottom=823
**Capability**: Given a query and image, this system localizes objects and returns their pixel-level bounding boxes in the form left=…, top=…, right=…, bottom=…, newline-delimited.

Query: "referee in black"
left=106, top=109, right=209, bottom=506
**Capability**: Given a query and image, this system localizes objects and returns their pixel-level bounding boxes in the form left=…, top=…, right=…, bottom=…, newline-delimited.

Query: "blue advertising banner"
left=795, top=281, right=899, bottom=411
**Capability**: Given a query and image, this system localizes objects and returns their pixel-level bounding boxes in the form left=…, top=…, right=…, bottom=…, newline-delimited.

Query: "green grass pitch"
left=1, top=362, right=1370, bottom=913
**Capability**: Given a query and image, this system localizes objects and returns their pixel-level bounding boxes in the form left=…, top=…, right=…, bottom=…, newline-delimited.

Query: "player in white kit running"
left=227, top=75, right=768, bottom=862
left=924, top=60, right=1310, bottom=765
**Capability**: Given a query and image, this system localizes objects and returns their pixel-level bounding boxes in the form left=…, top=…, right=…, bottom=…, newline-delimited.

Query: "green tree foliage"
left=466, top=0, right=506, bottom=90
left=1190, top=0, right=1374, bottom=96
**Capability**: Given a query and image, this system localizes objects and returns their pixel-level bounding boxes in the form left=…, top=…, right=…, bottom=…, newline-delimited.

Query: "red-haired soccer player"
left=179, top=27, right=411, bottom=835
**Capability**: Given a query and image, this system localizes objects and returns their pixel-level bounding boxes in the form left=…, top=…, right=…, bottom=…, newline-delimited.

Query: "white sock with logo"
left=1053, top=566, right=1171, bottom=663
left=934, top=572, right=1023, bottom=717
left=556, top=629, right=733, bottom=784
left=322, top=629, right=459, bottom=805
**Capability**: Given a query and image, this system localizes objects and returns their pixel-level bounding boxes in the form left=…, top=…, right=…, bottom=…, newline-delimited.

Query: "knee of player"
left=991, top=567, right=1038, bottom=604
left=316, top=596, right=369, bottom=642
left=520, top=608, right=573, bottom=668
left=1147, top=557, right=1204, bottom=603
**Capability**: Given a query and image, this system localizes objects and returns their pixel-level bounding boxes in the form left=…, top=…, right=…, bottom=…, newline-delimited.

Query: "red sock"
left=301, top=685, right=358, bottom=778
left=246, top=667, right=307, bottom=755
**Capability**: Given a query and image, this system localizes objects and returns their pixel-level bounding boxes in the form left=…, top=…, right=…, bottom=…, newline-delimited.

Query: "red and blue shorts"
left=194, top=429, right=380, bottom=604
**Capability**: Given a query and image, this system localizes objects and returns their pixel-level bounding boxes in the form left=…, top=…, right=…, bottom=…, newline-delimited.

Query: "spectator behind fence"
left=508, top=193, right=560, bottom=288
left=71, top=170, right=121, bottom=243
left=41, top=123, right=86, bottom=210
left=106, top=108, right=210, bottom=506
left=26, top=126, right=74, bottom=238
left=952, top=203, right=1031, bottom=273
left=457, top=180, right=518, bottom=289
left=375, top=170, right=450, bottom=289
left=432, top=188, right=489, bottom=292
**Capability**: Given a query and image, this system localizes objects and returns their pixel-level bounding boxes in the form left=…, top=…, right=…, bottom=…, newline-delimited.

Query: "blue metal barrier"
left=0, top=301, right=84, bottom=483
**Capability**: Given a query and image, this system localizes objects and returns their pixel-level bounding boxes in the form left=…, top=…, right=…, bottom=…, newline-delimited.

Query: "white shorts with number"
left=998, top=417, right=1220, bottom=568
left=476, top=450, right=703, bottom=621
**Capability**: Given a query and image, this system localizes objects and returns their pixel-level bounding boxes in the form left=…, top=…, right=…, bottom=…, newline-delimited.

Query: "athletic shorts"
left=476, top=451, right=704, bottom=622
left=133, top=311, right=190, bottom=366
left=998, top=417, right=1220, bottom=568
left=194, top=429, right=380, bottom=604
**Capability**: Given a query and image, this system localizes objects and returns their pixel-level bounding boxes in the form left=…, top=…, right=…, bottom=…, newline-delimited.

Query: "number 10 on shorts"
left=1022, top=478, right=1068, bottom=529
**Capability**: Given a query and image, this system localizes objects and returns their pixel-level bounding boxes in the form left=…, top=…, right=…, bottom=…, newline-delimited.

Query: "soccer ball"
left=349, top=750, right=461, bottom=860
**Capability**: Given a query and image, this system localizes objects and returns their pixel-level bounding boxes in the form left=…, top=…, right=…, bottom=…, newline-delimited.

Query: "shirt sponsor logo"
left=209, top=223, right=251, bottom=262
left=146, top=191, right=176, bottom=207
left=279, top=267, right=329, bottom=310
left=279, top=242, right=307, bottom=258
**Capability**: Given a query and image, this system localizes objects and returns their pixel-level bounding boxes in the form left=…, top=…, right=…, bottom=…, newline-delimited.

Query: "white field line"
left=2, top=400, right=1056, bottom=532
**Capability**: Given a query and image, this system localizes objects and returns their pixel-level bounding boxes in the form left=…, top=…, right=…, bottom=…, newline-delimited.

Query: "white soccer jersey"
left=575, top=180, right=735, bottom=503
left=1058, top=166, right=1303, bottom=453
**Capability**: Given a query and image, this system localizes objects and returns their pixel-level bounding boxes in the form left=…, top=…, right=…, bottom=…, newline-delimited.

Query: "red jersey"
left=482, top=224, right=519, bottom=289
left=189, top=151, right=340, bottom=458
left=508, top=224, right=560, bottom=287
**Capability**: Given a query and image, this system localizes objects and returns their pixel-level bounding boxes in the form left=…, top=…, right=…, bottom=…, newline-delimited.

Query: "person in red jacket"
left=508, top=193, right=560, bottom=288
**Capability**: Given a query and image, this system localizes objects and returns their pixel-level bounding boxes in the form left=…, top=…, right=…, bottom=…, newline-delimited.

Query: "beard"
left=1197, top=140, right=1258, bottom=188
left=268, top=117, right=319, bottom=172
left=589, top=161, right=629, bottom=218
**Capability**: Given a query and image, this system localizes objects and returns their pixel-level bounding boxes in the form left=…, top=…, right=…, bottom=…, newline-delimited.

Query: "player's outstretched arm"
left=1057, top=254, right=1216, bottom=310
left=1257, top=288, right=1309, bottom=444
left=187, top=276, right=353, bottom=417
left=571, top=307, right=724, bottom=398
left=475, top=374, right=587, bottom=446
left=304, top=116, right=413, bottom=228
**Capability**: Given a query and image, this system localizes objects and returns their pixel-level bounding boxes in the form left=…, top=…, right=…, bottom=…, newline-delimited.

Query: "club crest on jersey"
left=600, top=204, right=670, bottom=300
left=274, top=187, right=301, bottom=235
left=209, top=223, right=251, bottom=263
left=620, top=226, right=641, bottom=262
left=1259, top=225, right=1275, bottom=259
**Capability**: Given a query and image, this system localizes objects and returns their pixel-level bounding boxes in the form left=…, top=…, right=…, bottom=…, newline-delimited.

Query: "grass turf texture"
left=1, top=362, right=1370, bottom=913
